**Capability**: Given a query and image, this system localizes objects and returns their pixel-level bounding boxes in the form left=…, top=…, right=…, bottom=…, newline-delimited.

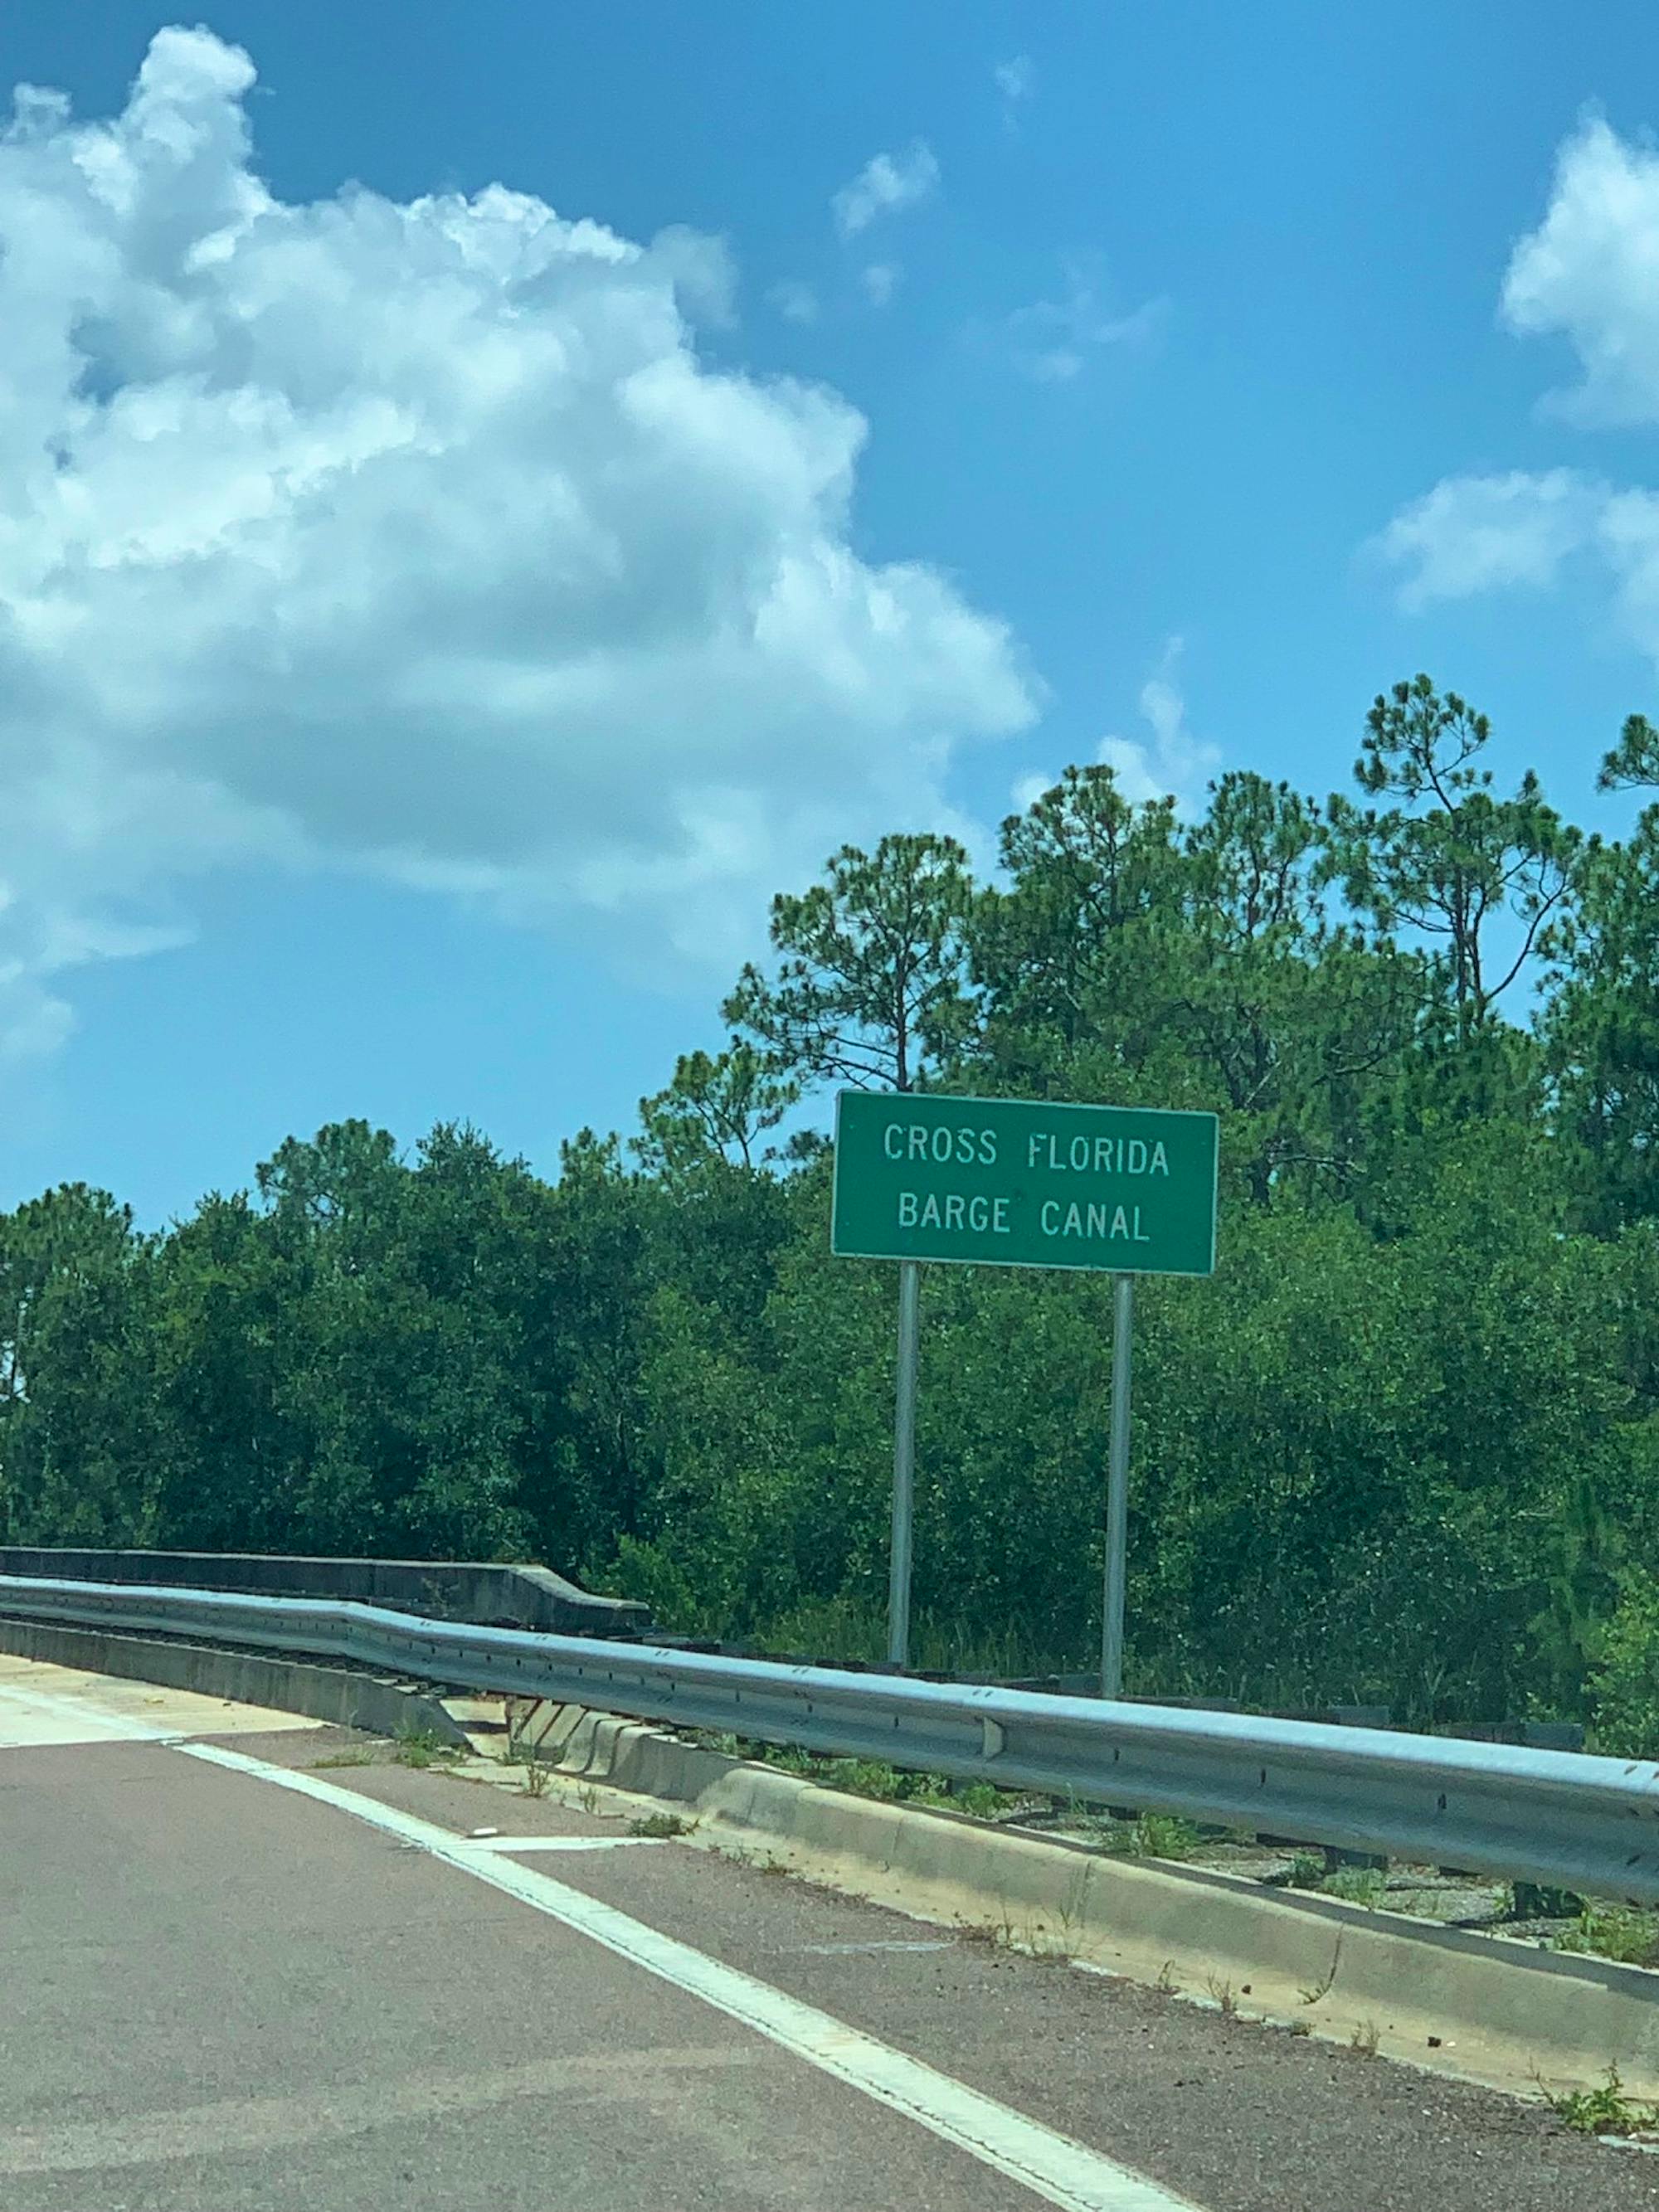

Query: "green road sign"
left=831, top=1091, right=1218, bottom=1277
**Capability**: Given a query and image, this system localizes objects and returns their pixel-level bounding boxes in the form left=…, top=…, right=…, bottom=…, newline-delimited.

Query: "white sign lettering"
left=1039, top=1199, right=1152, bottom=1242
left=898, top=1190, right=1010, bottom=1233
left=1025, top=1133, right=1168, bottom=1177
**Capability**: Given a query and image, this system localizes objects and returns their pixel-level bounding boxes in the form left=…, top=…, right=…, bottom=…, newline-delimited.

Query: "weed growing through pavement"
left=311, top=1749, right=377, bottom=1769
left=1298, top=1939, right=1342, bottom=2006
left=628, top=1811, right=693, bottom=1838
left=1540, top=2065, right=1659, bottom=2137
left=1350, top=2020, right=1381, bottom=2057
left=1126, top=1814, right=1199, bottom=1862
left=391, top=1726, right=462, bottom=1770
left=1321, top=1865, right=1388, bottom=1909
left=1554, top=1905, right=1659, bottom=1969
left=523, top=1759, right=552, bottom=1799
left=956, top=1910, right=1023, bottom=1953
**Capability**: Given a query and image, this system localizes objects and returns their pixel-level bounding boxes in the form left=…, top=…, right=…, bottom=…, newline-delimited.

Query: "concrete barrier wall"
left=0, top=1548, right=649, bottom=1637
left=0, top=1613, right=471, bottom=1743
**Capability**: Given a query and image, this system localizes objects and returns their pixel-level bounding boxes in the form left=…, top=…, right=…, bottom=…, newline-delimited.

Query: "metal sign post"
left=830, top=1091, right=1218, bottom=1693
left=1102, top=1271, right=1134, bottom=1699
left=887, top=1259, right=921, bottom=1668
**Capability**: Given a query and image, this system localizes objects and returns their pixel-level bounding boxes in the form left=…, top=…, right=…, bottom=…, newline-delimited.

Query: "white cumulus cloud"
left=995, top=56, right=1035, bottom=109
left=0, top=32, right=1034, bottom=1059
left=1594, top=488, right=1659, bottom=661
left=1097, top=644, right=1219, bottom=809
left=1379, top=114, right=1659, bottom=671
left=831, top=142, right=940, bottom=239
left=1008, top=771, right=1054, bottom=814
left=1378, top=469, right=1603, bottom=608
left=768, top=278, right=820, bottom=325
left=995, top=266, right=1167, bottom=383
left=1011, top=644, right=1219, bottom=819
left=1502, top=116, right=1659, bottom=426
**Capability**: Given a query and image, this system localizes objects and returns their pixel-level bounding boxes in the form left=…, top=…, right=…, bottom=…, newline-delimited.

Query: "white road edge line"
left=179, top=1739, right=1201, bottom=2212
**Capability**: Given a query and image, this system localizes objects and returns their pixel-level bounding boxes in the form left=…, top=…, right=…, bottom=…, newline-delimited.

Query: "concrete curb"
left=508, top=1697, right=1659, bottom=2103
left=0, top=1614, right=471, bottom=1747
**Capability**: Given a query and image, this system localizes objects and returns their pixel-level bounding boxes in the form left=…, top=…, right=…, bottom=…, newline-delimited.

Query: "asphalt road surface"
left=1, top=1655, right=1655, bottom=2211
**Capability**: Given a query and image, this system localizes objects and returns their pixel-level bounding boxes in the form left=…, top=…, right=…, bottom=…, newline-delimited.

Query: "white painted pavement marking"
left=0, top=1681, right=184, bottom=1749
left=1, top=1677, right=1204, bottom=2211
left=797, top=1938, right=957, bottom=1956
left=465, top=1834, right=666, bottom=1855
left=182, top=1739, right=1204, bottom=2212
left=0, top=1659, right=317, bottom=1745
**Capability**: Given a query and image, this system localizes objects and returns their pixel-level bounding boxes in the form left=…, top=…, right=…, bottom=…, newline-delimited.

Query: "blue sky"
left=5, top=2, right=1659, bottom=1223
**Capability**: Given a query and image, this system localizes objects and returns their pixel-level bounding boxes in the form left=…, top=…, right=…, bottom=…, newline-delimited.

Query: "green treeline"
left=5, top=677, right=1659, bottom=1747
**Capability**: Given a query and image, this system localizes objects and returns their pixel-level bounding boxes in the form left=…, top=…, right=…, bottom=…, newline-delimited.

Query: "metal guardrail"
left=0, top=1547, right=648, bottom=1636
left=4, top=1573, right=1658, bottom=1903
